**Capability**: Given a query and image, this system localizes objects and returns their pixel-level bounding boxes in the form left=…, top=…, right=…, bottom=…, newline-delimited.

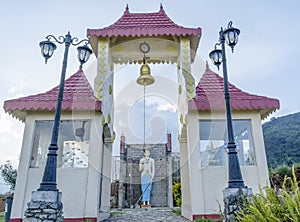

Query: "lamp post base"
left=24, top=190, right=63, bottom=222
left=223, top=187, right=252, bottom=222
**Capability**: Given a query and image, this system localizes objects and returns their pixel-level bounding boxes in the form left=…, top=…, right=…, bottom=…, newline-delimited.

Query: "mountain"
left=263, top=112, right=300, bottom=169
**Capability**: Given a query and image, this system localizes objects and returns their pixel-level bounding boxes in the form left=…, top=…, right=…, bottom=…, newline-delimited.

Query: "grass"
left=110, top=211, right=124, bottom=217
left=172, top=208, right=181, bottom=215
left=0, top=212, right=4, bottom=222
left=195, top=218, right=223, bottom=222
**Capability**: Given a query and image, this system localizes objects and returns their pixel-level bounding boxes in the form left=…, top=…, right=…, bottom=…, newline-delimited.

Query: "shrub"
left=275, top=164, right=291, bottom=177
left=236, top=165, right=300, bottom=221
left=172, top=182, right=182, bottom=207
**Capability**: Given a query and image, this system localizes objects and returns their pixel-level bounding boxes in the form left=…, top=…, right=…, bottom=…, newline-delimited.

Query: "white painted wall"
left=182, top=110, right=269, bottom=218
left=10, top=111, right=106, bottom=220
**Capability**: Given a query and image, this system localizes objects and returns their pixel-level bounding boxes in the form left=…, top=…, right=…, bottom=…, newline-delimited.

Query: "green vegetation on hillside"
left=263, top=112, right=300, bottom=168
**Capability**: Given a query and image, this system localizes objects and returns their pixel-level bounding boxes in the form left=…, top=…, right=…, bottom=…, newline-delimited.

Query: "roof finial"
left=124, top=4, right=129, bottom=14
left=160, top=3, right=164, bottom=12
left=206, top=61, right=209, bottom=70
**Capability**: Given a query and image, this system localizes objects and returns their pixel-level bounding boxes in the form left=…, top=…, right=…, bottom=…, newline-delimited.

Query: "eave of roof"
left=3, top=68, right=101, bottom=121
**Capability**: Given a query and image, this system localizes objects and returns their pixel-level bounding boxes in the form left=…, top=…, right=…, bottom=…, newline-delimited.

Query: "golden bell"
left=137, top=63, right=155, bottom=86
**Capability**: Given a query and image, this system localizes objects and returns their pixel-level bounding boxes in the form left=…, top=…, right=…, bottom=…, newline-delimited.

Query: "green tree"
left=0, top=161, right=17, bottom=191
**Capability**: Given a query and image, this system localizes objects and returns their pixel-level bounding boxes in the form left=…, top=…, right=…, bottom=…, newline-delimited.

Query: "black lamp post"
left=38, top=32, right=92, bottom=191
left=209, top=21, right=245, bottom=189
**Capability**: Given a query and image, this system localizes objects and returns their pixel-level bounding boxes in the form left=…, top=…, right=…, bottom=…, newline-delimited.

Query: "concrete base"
left=24, top=190, right=63, bottom=222
left=97, top=212, right=109, bottom=221
left=223, top=187, right=252, bottom=222
left=181, top=204, right=192, bottom=221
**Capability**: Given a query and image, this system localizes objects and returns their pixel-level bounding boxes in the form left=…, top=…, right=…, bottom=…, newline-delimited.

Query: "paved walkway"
left=102, top=207, right=190, bottom=222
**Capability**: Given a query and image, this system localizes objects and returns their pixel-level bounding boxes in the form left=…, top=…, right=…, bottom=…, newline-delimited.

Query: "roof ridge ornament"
left=124, top=4, right=129, bottom=15
left=159, top=3, right=164, bottom=13
left=205, top=61, right=209, bottom=70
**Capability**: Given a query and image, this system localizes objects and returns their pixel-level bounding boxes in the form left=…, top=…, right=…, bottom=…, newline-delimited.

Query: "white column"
left=84, top=114, right=102, bottom=217
left=94, top=38, right=114, bottom=220
left=10, top=116, right=34, bottom=220
left=179, top=125, right=192, bottom=220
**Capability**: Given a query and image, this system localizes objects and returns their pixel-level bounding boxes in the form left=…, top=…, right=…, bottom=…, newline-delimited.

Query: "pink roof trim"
left=87, top=5, right=201, bottom=38
left=4, top=68, right=101, bottom=121
left=188, top=63, right=280, bottom=118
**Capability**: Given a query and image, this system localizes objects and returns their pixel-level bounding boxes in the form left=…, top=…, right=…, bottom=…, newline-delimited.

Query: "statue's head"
left=144, top=148, right=150, bottom=159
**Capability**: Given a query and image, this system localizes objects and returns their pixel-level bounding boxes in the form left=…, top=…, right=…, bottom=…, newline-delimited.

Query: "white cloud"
left=0, top=111, right=23, bottom=168
left=157, top=103, right=177, bottom=113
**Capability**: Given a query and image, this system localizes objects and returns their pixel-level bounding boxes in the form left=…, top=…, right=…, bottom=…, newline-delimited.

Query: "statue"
left=139, top=148, right=155, bottom=206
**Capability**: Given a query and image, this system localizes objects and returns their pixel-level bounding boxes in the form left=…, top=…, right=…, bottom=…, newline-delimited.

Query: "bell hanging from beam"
left=137, top=58, right=155, bottom=86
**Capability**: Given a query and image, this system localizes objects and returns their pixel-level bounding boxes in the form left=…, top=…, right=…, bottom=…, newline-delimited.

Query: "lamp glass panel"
left=78, top=50, right=83, bottom=62
left=225, top=30, right=239, bottom=47
left=40, top=42, right=55, bottom=59
left=43, top=44, right=49, bottom=56
left=48, top=44, right=54, bottom=56
left=77, top=46, right=91, bottom=64
left=83, top=50, right=91, bottom=62
left=229, top=31, right=236, bottom=43
left=214, top=52, right=222, bottom=63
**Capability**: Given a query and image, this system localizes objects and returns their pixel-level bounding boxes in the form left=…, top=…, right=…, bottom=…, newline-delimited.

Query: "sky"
left=1, top=0, right=300, bottom=193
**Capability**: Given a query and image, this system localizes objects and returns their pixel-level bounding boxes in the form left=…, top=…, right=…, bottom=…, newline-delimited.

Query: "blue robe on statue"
left=141, top=173, right=152, bottom=202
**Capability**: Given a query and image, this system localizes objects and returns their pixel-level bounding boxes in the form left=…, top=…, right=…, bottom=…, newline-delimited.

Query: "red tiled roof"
left=87, top=4, right=201, bottom=38
left=188, top=63, right=280, bottom=118
left=4, top=68, right=101, bottom=121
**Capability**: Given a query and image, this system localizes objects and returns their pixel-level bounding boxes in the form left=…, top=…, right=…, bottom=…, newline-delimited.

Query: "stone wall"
left=110, top=182, right=119, bottom=208
left=23, top=191, right=63, bottom=222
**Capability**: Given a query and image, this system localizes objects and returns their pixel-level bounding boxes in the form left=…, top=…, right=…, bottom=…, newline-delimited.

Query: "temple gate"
left=3, top=4, right=280, bottom=221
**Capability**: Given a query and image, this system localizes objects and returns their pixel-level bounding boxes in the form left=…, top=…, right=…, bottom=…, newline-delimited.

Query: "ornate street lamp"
left=209, top=22, right=251, bottom=221
left=38, top=32, right=92, bottom=191
left=209, top=46, right=222, bottom=70
left=209, top=21, right=243, bottom=189
left=39, top=40, right=57, bottom=64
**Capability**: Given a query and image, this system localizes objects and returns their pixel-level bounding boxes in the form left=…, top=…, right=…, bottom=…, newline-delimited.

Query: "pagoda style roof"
left=3, top=68, right=101, bottom=121
left=87, top=4, right=201, bottom=63
left=88, top=4, right=201, bottom=38
left=188, top=63, right=280, bottom=119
